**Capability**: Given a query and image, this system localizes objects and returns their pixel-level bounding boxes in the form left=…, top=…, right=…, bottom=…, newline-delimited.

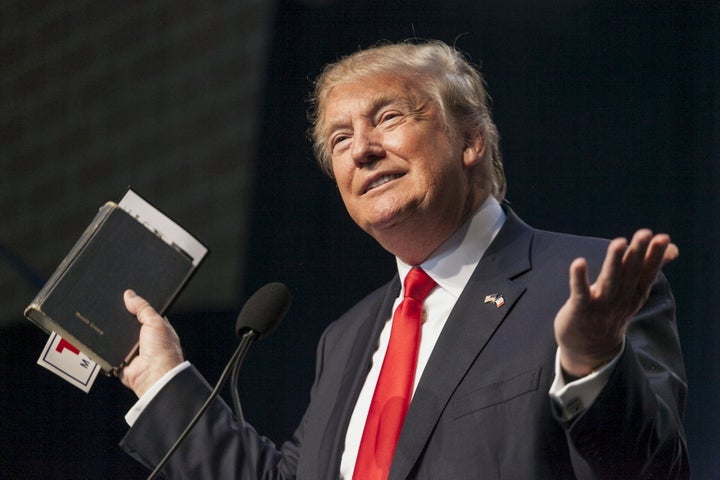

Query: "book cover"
left=24, top=190, right=208, bottom=375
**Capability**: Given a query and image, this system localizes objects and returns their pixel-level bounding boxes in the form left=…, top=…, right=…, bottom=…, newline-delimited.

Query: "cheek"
left=331, top=158, right=350, bottom=185
left=332, top=161, right=354, bottom=199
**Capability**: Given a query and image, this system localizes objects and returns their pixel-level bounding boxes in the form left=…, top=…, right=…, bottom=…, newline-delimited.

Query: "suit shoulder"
left=502, top=206, right=611, bottom=265
left=532, top=228, right=611, bottom=262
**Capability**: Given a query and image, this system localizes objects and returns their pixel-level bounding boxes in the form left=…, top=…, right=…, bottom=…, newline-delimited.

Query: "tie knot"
left=403, top=268, right=436, bottom=302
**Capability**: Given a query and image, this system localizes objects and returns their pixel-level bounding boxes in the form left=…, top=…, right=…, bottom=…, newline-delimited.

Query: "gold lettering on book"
left=75, top=311, right=104, bottom=336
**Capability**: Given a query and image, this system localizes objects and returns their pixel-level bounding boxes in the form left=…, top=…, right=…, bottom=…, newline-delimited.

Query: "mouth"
left=364, top=174, right=404, bottom=194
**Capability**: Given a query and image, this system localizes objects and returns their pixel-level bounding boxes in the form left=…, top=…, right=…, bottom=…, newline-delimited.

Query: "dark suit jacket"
left=121, top=208, right=689, bottom=479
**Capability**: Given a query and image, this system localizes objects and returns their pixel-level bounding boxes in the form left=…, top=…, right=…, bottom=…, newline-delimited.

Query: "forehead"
left=321, top=75, right=428, bottom=125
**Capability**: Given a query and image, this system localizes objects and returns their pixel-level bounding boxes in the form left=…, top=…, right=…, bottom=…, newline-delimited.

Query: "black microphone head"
left=235, top=282, right=291, bottom=339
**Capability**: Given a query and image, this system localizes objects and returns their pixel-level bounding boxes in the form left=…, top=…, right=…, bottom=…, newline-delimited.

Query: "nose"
left=350, top=126, right=384, bottom=168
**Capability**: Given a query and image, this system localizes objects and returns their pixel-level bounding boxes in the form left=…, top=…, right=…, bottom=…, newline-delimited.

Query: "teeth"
left=367, top=174, right=400, bottom=191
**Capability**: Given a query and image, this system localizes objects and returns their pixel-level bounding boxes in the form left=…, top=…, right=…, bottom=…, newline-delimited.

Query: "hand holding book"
left=119, top=289, right=185, bottom=397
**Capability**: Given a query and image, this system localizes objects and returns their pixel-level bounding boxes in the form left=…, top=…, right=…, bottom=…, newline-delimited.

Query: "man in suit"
left=118, top=40, right=688, bottom=478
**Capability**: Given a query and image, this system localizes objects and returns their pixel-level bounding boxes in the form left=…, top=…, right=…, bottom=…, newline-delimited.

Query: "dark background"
left=1, top=1, right=718, bottom=478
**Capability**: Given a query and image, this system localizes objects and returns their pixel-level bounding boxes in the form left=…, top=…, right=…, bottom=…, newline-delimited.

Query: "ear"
left=462, top=132, right=485, bottom=169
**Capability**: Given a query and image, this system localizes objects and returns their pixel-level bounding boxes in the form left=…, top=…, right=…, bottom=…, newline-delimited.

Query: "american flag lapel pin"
left=484, top=293, right=505, bottom=308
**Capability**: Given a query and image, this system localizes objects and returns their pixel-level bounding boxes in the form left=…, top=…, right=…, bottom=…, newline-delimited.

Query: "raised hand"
left=554, top=229, right=679, bottom=377
left=118, top=290, right=185, bottom=398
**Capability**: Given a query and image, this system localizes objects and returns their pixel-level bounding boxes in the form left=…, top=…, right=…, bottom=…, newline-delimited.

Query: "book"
left=24, top=189, right=208, bottom=375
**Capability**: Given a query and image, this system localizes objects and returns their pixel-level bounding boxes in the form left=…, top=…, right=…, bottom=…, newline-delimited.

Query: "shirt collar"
left=396, top=195, right=506, bottom=299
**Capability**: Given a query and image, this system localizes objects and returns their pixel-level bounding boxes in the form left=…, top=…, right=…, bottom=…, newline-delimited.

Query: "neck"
left=376, top=191, right=490, bottom=265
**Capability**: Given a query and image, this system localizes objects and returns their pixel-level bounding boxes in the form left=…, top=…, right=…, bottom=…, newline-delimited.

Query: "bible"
left=24, top=189, right=208, bottom=375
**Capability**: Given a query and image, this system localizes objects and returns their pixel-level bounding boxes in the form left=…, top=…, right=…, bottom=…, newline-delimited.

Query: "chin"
left=351, top=199, right=419, bottom=232
left=362, top=212, right=411, bottom=239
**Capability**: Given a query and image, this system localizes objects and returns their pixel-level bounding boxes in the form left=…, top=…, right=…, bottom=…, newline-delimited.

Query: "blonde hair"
left=308, top=39, right=506, bottom=201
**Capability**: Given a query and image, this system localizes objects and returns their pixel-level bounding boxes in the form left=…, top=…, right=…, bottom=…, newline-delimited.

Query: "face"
left=321, top=74, right=487, bottom=259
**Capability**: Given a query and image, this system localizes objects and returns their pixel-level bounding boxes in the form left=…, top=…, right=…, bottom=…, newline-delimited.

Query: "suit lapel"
left=316, top=277, right=401, bottom=479
left=390, top=208, right=535, bottom=479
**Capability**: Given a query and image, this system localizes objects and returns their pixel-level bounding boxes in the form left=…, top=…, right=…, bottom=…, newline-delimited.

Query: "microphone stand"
left=230, top=351, right=246, bottom=422
left=146, top=330, right=257, bottom=480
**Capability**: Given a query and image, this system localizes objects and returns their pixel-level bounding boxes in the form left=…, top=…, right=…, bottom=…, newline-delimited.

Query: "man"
left=119, top=40, right=688, bottom=478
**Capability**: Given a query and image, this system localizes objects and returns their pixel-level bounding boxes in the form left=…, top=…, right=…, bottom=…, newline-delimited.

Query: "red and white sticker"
left=37, top=332, right=100, bottom=393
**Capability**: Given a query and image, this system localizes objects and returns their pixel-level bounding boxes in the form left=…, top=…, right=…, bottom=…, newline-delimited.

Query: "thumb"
left=124, top=289, right=160, bottom=324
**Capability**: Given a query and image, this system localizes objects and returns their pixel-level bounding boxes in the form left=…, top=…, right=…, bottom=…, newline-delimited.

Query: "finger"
left=637, top=234, right=676, bottom=289
left=568, top=257, right=591, bottom=301
left=618, top=229, right=653, bottom=292
left=645, top=234, right=678, bottom=266
left=644, top=234, right=670, bottom=269
left=594, top=237, right=627, bottom=297
left=663, top=242, right=680, bottom=265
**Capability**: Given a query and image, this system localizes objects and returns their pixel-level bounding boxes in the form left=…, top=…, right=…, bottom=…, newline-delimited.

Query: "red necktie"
left=353, top=267, right=437, bottom=480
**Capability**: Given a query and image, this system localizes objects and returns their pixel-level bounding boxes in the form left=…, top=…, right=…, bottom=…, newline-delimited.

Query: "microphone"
left=230, top=282, right=290, bottom=421
left=147, top=282, right=291, bottom=480
left=235, top=282, right=290, bottom=338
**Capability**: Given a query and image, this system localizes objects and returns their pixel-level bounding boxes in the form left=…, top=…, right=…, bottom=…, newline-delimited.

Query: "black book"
left=24, top=190, right=208, bottom=375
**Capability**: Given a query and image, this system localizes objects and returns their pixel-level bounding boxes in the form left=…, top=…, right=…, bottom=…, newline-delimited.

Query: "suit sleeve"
left=556, top=273, right=690, bottom=479
left=118, top=315, right=345, bottom=480
left=119, top=364, right=303, bottom=480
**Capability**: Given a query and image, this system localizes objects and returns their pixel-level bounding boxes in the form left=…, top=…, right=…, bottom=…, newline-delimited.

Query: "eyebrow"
left=324, top=92, right=415, bottom=132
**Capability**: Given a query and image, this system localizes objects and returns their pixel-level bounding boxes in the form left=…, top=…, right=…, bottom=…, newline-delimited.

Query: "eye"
left=379, top=111, right=401, bottom=123
left=333, top=134, right=349, bottom=146
left=330, top=133, right=351, bottom=152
